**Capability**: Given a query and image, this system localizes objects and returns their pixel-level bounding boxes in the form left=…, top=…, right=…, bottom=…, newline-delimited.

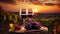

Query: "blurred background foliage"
left=0, top=7, right=23, bottom=25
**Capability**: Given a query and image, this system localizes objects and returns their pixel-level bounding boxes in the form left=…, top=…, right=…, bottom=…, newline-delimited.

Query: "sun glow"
left=33, top=9, right=39, bottom=13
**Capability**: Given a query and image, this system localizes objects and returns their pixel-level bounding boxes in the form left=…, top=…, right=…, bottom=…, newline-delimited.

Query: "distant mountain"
left=35, top=13, right=60, bottom=18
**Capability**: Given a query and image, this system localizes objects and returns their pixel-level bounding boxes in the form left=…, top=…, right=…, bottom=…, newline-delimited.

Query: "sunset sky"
left=0, top=0, right=60, bottom=13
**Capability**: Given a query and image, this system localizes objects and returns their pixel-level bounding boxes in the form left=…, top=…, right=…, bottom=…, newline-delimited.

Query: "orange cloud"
left=0, top=2, right=60, bottom=13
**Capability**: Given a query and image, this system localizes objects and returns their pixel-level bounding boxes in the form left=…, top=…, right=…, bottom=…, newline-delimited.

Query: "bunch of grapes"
left=25, top=20, right=41, bottom=30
